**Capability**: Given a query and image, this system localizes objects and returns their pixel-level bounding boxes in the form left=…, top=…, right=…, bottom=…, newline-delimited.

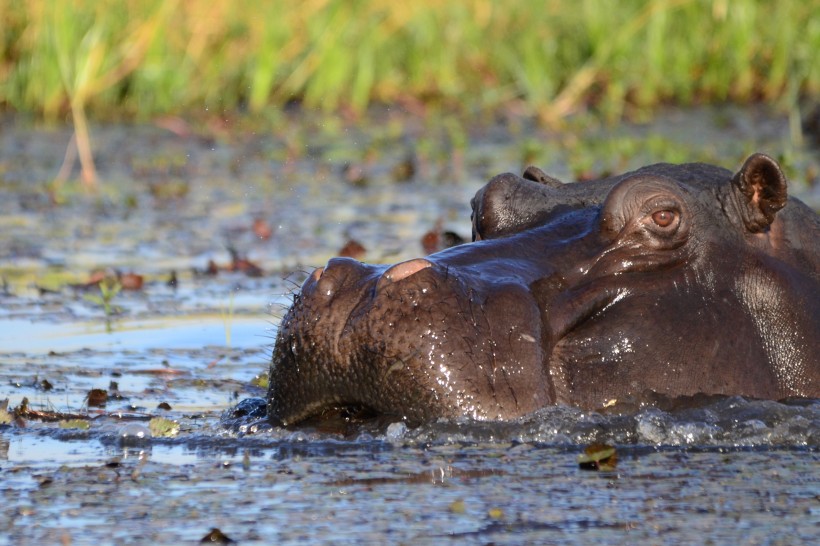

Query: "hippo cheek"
left=365, top=277, right=551, bottom=421
left=463, top=285, right=552, bottom=417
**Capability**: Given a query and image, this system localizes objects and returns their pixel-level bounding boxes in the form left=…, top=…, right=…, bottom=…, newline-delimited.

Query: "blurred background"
left=2, top=0, right=818, bottom=279
left=2, top=0, right=817, bottom=124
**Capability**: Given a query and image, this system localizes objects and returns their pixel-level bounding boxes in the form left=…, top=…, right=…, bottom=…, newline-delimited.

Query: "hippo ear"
left=731, top=153, right=788, bottom=232
left=522, top=166, right=564, bottom=188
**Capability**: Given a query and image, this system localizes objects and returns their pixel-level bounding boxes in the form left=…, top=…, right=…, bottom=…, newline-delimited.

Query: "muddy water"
left=0, top=107, right=818, bottom=544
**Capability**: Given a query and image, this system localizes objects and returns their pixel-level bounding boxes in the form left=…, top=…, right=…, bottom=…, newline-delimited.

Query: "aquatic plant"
left=19, top=1, right=177, bottom=187
left=58, top=419, right=91, bottom=430
left=85, top=278, right=122, bottom=332
left=221, top=290, right=235, bottom=347
left=148, top=416, right=179, bottom=437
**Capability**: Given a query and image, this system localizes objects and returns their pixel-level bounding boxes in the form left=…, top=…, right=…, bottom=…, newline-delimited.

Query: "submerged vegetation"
left=1, top=0, right=817, bottom=122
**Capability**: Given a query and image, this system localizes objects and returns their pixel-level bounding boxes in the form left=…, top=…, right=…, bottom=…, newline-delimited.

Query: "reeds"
left=2, top=1, right=817, bottom=125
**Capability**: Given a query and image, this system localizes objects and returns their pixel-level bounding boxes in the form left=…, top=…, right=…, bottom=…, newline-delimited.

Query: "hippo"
left=268, top=153, right=820, bottom=426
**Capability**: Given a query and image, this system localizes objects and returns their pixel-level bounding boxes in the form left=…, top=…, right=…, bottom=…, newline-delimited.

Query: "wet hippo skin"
left=268, top=153, right=820, bottom=425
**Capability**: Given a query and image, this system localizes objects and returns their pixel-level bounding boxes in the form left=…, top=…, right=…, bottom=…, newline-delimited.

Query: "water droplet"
left=120, top=423, right=151, bottom=446
left=386, top=422, right=407, bottom=440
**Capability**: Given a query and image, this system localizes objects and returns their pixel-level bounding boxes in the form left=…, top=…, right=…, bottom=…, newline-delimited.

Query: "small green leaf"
left=148, top=416, right=179, bottom=437
left=578, top=443, right=618, bottom=471
left=250, top=373, right=269, bottom=389
left=59, top=419, right=90, bottom=430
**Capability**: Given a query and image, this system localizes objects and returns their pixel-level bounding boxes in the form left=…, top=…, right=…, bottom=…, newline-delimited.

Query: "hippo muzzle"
left=269, top=252, right=552, bottom=425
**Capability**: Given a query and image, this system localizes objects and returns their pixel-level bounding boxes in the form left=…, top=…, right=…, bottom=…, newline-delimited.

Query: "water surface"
left=1, top=106, right=818, bottom=544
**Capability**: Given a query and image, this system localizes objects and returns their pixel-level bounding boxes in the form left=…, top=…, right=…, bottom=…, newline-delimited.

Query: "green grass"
left=2, top=0, right=817, bottom=122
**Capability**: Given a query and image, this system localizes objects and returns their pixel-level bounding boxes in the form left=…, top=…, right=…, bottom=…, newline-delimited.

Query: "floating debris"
left=79, top=269, right=144, bottom=291
left=13, top=397, right=87, bottom=423
left=199, top=528, right=235, bottom=544
left=578, top=443, right=618, bottom=471
left=148, top=417, right=179, bottom=437
left=421, top=218, right=466, bottom=254
left=250, top=373, right=269, bottom=389
left=252, top=217, right=274, bottom=240
left=227, top=247, right=264, bottom=277
left=86, top=388, right=108, bottom=408
left=391, top=153, right=416, bottom=182
left=196, top=249, right=264, bottom=277
left=487, top=507, right=504, bottom=519
left=119, top=272, right=144, bottom=290
left=342, top=162, right=368, bottom=187
left=203, top=260, right=220, bottom=276
left=59, top=419, right=90, bottom=430
left=338, top=239, right=366, bottom=260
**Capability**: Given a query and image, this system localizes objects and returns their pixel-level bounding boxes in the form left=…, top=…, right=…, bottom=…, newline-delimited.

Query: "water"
left=1, top=428, right=818, bottom=544
left=0, top=106, right=818, bottom=544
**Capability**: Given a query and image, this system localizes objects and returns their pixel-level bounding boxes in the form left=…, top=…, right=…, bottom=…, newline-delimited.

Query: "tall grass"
left=2, top=0, right=817, bottom=121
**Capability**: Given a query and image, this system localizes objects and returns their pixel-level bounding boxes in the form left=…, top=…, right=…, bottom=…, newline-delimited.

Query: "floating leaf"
left=488, top=507, right=504, bottom=519
left=119, top=272, right=144, bottom=290
left=59, top=419, right=90, bottom=430
left=250, top=373, right=269, bottom=389
left=578, top=443, right=618, bottom=471
left=86, top=388, right=108, bottom=407
left=448, top=499, right=466, bottom=514
left=252, top=218, right=273, bottom=241
left=148, top=417, right=179, bottom=438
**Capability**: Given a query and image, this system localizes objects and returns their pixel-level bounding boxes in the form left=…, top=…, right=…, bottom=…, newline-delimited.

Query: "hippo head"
left=268, top=154, right=820, bottom=425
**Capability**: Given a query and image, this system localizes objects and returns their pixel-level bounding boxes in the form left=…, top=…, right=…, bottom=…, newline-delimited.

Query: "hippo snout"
left=300, top=257, right=379, bottom=300
left=297, top=257, right=436, bottom=310
left=268, top=252, right=550, bottom=425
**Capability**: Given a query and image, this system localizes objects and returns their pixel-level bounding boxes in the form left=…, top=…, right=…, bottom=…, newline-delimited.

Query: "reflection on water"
left=0, top=315, right=274, bottom=354
left=3, top=434, right=243, bottom=467
left=1, top=422, right=817, bottom=545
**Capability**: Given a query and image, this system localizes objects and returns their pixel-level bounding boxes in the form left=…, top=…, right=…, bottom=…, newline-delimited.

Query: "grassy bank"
left=1, top=0, right=817, bottom=123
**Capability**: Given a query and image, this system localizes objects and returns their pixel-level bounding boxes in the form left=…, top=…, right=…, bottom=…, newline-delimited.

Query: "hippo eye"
left=651, top=210, right=677, bottom=228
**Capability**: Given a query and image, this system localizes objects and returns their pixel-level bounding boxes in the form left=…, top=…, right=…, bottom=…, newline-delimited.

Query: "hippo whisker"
left=281, top=270, right=311, bottom=291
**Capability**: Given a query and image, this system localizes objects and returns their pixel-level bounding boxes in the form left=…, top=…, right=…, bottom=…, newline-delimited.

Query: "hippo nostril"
left=306, top=257, right=375, bottom=298
left=376, top=258, right=433, bottom=291
left=384, top=258, right=433, bottom=282
left=299, top=266, right=325, bottom=298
